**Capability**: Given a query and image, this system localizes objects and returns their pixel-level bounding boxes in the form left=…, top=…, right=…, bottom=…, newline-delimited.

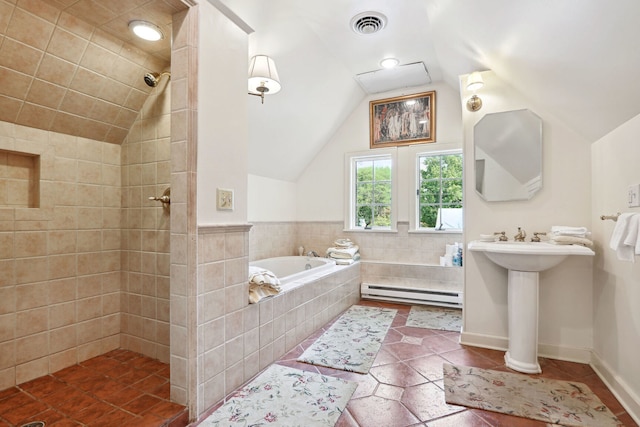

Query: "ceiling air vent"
left=350, top=12, right=387, bottom=35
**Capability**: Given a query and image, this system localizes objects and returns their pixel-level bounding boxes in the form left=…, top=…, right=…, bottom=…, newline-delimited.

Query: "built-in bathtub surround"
left=0, top=121, right=121, bottom=390
left=196, top=225, right=360, bottom=417
left=250, top=221, right=464, bottom=299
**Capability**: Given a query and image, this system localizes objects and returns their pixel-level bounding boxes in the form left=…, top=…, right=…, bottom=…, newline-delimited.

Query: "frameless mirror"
left=473, top=109, right=542, bottom=202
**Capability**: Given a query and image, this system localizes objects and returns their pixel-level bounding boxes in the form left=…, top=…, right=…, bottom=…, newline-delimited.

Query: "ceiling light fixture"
left=466, top=71, right=484, bottom=112
left=129, top=20, right=164, bottom=41
left=380, top=58, right=399, bottom=69
left=248, top=55, right=281, bottom=104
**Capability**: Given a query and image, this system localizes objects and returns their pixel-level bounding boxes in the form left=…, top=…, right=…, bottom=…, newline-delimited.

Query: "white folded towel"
left=334, top=254, right=361, bottom=265
left=549, top=235, right=594, bottom=248
left=609, top=213, right=636, bottom=262
left=333, top=238, right=354, bottom=248
left=326, top=245, right=360, bottom=259
left=550, top=226, right=589, bottom=237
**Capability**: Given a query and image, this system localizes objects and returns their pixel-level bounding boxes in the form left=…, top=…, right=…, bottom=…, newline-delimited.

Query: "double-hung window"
left=415, top=150, right=463, bottom=231
left=345, top=149, right=397, bottom=231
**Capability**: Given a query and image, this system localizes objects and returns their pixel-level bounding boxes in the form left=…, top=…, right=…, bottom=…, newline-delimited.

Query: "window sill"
left=343, top=228, right=398, bottom=234
left=408, top=229, right=463, bottom=235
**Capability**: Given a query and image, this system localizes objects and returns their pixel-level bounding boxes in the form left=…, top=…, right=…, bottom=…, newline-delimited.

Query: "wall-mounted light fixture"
left=248, top=55, right=281, bottom=104
left=466, top=71, right=484, bottom=112
left=129, top=20, right=164, bottom=41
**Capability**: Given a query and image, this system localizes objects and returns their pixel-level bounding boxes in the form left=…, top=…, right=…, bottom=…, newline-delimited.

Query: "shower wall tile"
left=0, top=121, right=122, bottom=389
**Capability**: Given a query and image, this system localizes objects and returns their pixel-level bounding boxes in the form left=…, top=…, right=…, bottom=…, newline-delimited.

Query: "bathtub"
left=250, top=256, right=337, bottom=291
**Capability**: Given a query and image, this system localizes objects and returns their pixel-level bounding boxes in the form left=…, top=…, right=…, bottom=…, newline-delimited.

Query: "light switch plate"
left=628, top=184, right=640, bottom=207
left=217, top=188, right=234, bottom=210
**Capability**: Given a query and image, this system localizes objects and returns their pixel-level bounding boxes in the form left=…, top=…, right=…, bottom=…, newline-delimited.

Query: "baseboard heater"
left=360, top=283, right=463, bottom=308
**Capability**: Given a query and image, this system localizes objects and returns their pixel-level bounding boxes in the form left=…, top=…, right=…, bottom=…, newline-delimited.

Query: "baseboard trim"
left=460, top=332, right=591, bottom=363
left=590, top=351, right=640, bottom=424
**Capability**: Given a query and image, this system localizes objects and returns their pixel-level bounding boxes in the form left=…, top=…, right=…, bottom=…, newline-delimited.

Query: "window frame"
left=409, top=146, right=463, bottom=233
left=344, top=148, right=398, bottom=232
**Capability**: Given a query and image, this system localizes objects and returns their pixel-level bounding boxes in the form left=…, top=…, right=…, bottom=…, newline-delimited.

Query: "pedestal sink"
left=468, top=240, right=594, bottom=374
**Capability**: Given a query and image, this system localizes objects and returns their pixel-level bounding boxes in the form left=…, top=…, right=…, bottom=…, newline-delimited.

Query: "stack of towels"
left=248, top=266, right=281, bottom=304
left=609, top=213, right=640, bottom=262
left=326, top=238, right=360, bottom=265
left=549, top=226, right=593, bottom=248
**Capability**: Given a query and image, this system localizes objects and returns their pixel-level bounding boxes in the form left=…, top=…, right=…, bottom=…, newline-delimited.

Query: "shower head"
left=144, top=71, right=171, bottom=87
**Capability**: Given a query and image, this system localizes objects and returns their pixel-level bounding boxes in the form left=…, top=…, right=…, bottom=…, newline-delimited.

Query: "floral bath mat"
left=405, top=305, right=462, bottom=332
left=297, top=305, right=397, bottom=374
left=443, top=363, right=622, bottom=426
left=201, top=364, right=357, bottom=427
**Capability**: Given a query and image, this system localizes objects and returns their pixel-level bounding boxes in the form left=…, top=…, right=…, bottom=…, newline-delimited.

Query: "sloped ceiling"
left=222, top=0, right=640, bottom=182
left=3, top=0, right=640, bottom=176
left=0, top=0, right=186, bottom=143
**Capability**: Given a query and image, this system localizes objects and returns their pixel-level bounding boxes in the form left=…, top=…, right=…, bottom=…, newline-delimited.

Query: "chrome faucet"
left=306, top=250, right=319, bottom=257
left=494, top=231, right=508, bottom=242
left=514, top=227, right=527, bottom=242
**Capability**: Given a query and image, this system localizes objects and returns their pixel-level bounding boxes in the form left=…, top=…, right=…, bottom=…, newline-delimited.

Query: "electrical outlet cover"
left=628, top=184, right=640, bottom=208
left=217, top=188, right=234, bottom=210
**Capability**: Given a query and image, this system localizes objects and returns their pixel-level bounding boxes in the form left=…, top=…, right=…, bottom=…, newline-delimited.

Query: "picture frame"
left=369, top=91, right=436, bottom=149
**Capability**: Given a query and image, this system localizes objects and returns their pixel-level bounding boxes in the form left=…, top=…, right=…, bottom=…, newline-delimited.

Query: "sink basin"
left=468, top=240, right=594, bottom=272
left=468, top=240, right=594, bottom=374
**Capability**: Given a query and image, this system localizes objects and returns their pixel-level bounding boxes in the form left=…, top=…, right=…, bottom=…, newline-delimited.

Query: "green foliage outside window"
left=355, top=159, right=392, bottom=228
left=419, top=154, right=463, bottom=228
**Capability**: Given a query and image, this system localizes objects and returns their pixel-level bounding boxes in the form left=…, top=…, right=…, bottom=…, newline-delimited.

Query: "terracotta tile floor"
left=0, top=349, right=187, bottom=427
left=199, top=300, right=639, bottom=427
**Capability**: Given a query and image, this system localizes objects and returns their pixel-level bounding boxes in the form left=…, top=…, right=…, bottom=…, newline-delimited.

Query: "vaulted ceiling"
left=2, top=0, right=640, bottom=182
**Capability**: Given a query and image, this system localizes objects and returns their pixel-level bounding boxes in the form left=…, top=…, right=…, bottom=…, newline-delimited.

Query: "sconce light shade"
left=466, top=71, right=484, bottom=91
left=248, top=55, right=281, bottom=103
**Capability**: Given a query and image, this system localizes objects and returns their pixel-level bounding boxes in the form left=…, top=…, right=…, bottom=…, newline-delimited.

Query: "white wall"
left=296, top=82, right=463, bottom=222
left=197, top=1, right=249, bottom=224
left=591, top=114, right=640, bottom=420
left=461, top=71, right=594, bottom=360
left=248, top=174, right=297, bottom=222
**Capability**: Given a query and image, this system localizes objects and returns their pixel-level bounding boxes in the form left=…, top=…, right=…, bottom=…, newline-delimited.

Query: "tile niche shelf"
left=0, top=123, right=55, bottom=223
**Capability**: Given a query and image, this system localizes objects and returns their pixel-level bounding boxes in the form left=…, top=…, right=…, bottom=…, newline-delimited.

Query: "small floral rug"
left=297, top=305, right=397, bottom=374
left=201, top=364, right=357, bottom=427
left=443, top=363, right=622, bottom=426
left=405, top=305, right=462, bottom=332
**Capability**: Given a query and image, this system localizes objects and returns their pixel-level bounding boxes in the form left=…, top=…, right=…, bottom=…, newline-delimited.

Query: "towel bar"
left=600, top=212, right=621, bottom=221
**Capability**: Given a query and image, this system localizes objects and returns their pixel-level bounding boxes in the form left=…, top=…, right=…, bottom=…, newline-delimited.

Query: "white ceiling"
left=219, top=0, right=640, bottom=182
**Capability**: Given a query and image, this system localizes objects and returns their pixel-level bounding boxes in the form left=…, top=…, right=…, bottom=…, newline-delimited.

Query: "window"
left=345, top=149, right=397, bottom=231
left=416, top=151, right=463, bottom=230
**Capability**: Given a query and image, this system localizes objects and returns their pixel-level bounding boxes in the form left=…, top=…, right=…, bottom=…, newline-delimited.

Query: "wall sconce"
left=248, top=55, right=281, bottom=104
left=466, top=71, right=484, bottom=112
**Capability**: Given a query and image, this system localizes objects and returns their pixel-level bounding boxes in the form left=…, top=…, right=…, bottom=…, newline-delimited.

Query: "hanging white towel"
left=623, top=213, right=640, bottom=255
left=609, top=213, right=636, bottom=262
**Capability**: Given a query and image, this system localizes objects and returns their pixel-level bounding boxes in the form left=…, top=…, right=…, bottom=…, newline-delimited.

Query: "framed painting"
left=370, top=91, right=436, bottom=148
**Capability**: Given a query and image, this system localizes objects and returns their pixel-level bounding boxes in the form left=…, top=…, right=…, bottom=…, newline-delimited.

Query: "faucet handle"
left=494, top=231, right=507, bottom=241
left=531, top=232, right=547, bottom=242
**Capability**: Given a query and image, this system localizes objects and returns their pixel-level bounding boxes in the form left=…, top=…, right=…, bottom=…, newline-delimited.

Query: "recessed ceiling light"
left=129, top=20, right=164, bottom=41
left=380, top=58, right=399, bottom=69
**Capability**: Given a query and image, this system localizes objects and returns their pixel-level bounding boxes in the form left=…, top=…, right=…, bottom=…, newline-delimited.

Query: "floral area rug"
left=405, top=305, right=462, bottom=332
left=201, top=364, right=357, bottom=427
left=297, top=305, right=397, bottom=374
left=443, top=363, right=622, bottom=426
